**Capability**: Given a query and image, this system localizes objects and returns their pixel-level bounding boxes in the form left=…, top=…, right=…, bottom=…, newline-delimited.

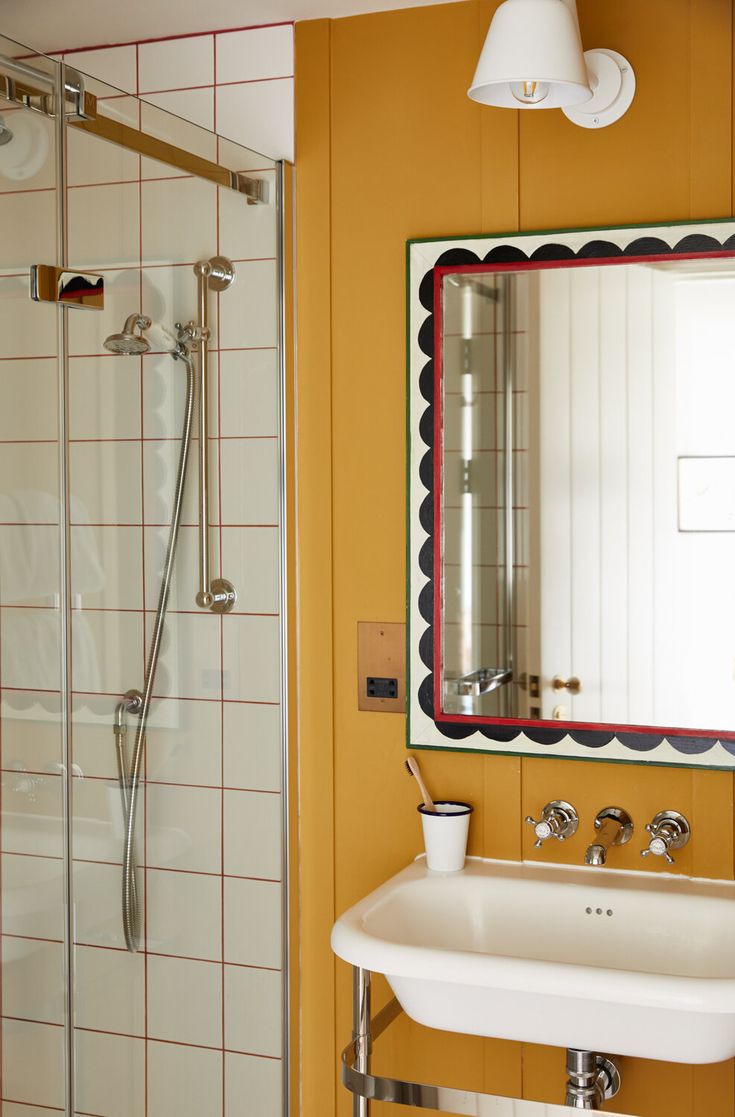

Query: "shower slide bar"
left=0, top=51, right=267, bottom=202
left=190, top=256, right=237, bottom=614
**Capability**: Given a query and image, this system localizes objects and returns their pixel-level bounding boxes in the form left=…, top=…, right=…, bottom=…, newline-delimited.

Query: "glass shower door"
left=63, top=71, right=285, bottom=1117
left=0, top=40, right=286, bottom=1115
left=0, top=45, right=71, bottom=1116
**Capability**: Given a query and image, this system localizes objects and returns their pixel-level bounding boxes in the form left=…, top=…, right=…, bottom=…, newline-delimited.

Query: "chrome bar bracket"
left=193, top=256, right=237, bottom=614
left=62, top=67, right=97, bottom=122
left=0, top=59, right=96, bottom=122
left=343, top=967, right=633, bottom=1117
left=234, top=171, right=269, bottom=205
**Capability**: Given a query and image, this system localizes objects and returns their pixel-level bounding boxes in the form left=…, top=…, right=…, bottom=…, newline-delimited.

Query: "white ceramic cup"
left=418, top=801, right=473, bottom=872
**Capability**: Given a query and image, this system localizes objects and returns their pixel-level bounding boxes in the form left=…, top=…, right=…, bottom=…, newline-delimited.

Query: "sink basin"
left=331, top=856, right=735, bottom=1063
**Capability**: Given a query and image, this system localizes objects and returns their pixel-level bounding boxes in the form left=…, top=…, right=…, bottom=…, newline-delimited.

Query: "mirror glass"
left=439, top=258, right=735, bottom=734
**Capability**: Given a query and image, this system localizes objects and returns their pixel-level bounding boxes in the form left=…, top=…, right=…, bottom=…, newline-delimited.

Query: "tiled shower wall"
left=0, top=22, right=292, bottom=1117
left=62, top=23, right=294, bottom=161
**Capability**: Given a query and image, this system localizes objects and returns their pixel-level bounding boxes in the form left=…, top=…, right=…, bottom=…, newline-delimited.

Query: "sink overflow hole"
left=585, top=907, right=614, bottom=916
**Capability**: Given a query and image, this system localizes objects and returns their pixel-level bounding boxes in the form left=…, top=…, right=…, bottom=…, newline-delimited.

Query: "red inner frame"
left=431, top=250, right=735, bottom=741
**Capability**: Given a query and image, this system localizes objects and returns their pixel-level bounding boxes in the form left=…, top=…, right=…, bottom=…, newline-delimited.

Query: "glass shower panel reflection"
left=0, top=51, right=69, bottom=1114
left=441, top=274, right=512, bottom=719
left=66, top=75, right=284, bottom=1117
left=440, top=272, right=533, bottom=722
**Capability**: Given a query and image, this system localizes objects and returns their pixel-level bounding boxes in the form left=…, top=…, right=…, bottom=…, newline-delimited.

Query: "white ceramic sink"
left=331, top=856, right=735, bottom=1063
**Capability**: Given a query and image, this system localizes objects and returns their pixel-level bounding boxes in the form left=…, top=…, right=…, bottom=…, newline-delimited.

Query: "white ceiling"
left=0, top=0, right=464, bottom=55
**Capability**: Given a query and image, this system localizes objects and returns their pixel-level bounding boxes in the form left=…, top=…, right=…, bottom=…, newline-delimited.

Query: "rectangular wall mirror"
left=408, top=221, right=735, bottom=766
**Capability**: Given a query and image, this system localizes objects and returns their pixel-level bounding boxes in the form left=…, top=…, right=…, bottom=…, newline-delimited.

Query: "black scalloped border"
left=415, top=232, right=735, bottom=758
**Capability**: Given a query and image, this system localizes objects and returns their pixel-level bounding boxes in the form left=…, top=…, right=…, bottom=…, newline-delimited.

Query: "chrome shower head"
left=104, top=314, right=152, bottom=355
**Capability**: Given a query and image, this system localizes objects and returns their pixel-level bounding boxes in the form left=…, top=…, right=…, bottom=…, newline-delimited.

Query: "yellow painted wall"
left=293, top=4, right=735, bottom=1116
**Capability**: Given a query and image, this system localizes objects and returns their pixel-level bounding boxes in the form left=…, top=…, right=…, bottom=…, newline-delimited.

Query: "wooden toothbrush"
left=405, top=755, right=436, bottom=812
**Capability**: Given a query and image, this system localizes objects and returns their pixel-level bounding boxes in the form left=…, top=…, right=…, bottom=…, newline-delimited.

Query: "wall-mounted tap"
left=640, top=810, right=690, bottom=865
left=525, top=800, right=579, bottom=848
left=584, top=807, right=633, bottom=866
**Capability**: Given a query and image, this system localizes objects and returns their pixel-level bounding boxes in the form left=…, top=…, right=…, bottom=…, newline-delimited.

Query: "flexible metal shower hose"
left=117, top=350, right=196, bottom=952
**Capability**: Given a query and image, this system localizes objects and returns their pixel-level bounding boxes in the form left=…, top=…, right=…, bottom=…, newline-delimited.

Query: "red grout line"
left=53, top=19, right=293, bottom=57
left=96, top=523, right=275, bottom=530
left=66, top=937, right=282, bottom=973
left=65, top=338, right=276, bottom=354
left=1, top=1099, right=65, bottom=1113
left=1, top=1015, right=282, bottom=1061
left=0, top=849, right=281, bottom=883
left=2, top=1015, right=64, bottom=1029
left=0, top=768, right=280, bottom=795
left=12, top=259, right=276, bottom=278
left=3, top=689, right=279, bottom=706
left=2, top=932, right=63, bottom=946
left=0, top=523, right=277, bottom=528
left=61, top=435, right=279, bottom=442
left=0, top=851, right=63, bottom=862
left=0, top=605, right=279, bottom=617
left=0, top=355, right=59, bottom=362
left=59, top=772, right=279, bottom=794
left=0, top=185, right=56, bottom=197
left=140, top=74, right=293, bottom=97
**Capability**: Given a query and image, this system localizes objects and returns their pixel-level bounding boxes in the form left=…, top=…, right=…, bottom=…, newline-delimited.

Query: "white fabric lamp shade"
left=468, top=0, right=593, bottom=110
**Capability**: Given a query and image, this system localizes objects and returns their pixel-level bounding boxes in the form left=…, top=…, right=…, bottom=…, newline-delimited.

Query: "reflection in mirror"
left=440, top=258, right=735, bottom=734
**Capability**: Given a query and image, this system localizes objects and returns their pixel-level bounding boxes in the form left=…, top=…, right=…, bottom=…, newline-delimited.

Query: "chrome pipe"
left=565, top=1050, right=622, bottom=1110
left=352, top=967, right=372, bottom=1117
left=192, top=256, right=237, bottom=614
left=0, top=53, right=58, bottom=93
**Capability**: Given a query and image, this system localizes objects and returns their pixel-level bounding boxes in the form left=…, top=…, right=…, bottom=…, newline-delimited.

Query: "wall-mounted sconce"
left=467, top=0, right=635, bottom=129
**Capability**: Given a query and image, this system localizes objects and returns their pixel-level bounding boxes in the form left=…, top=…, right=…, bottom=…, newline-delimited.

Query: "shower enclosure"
left=0, top=35, right=289, bottom=1117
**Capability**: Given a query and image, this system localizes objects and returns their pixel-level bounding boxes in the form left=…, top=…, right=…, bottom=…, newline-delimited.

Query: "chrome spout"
left=584, top=843, right=607, bottom=867
left=584, top=807, right=633, bottom=866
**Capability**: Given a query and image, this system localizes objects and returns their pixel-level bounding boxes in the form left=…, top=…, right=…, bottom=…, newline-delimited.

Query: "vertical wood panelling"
left=477, top=1, right=520, bottom=233
left=690, top=0, right=733, bottom=217
left=293, top=3, right=735, bottom=1115
left=293, top=19, right=337, bottom=1117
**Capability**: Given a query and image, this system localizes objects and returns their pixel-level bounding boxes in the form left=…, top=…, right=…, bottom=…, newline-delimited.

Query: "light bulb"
left=510, top=80, right=550, bottom=105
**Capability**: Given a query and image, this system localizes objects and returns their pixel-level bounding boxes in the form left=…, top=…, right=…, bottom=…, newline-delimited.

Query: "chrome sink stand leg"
left=565, top=1049, right=621, bottom=1110
left=353, top=967, right=372, bottom=1117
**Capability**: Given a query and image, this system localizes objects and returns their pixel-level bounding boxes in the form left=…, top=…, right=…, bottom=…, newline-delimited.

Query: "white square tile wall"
left=0, top=20, right=289, bottom=1116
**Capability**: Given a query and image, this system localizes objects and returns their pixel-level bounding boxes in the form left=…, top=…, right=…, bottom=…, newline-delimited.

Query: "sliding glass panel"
left=64, top=65, right=285, bottom=1117
left=0, top=42, right=70, bottom=1116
